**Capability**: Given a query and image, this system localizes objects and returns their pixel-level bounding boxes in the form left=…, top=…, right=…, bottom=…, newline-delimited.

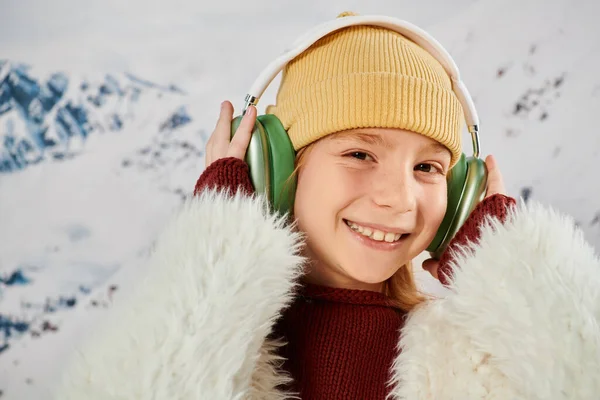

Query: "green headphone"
left=231, top=15, right=488, bottom=260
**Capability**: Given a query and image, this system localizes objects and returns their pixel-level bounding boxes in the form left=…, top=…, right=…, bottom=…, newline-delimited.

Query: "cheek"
left=294, top=163, right=360, bottom=219
left=421, top=185, right=448, bottom=231
left=293, top=159, right=357, bottom=242
left=294, top=162, right=323, bottom=236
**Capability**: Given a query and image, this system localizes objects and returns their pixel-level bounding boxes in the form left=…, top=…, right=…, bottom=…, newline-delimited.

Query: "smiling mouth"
left=343, top=219, right=410, bottom=243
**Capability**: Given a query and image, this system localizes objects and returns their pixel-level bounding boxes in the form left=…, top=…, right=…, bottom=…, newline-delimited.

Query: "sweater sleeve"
left=437, top=193, right=517, bottom=285
left=194, top=157, right=255, bottom=196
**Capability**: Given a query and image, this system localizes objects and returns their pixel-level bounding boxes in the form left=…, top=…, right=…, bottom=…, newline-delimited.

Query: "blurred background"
left=1, top=0, right=599, bottom=398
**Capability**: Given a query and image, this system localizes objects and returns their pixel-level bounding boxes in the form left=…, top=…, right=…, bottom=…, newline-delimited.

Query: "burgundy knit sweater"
left=194, top=157, right=517, bottom=399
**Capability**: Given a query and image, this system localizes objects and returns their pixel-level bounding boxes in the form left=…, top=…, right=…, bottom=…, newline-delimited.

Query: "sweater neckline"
left=297, top=281, right=402, bottom=309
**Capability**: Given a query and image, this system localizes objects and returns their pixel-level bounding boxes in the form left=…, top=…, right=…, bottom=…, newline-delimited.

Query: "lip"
left=343, top=219, right=410, bottom=251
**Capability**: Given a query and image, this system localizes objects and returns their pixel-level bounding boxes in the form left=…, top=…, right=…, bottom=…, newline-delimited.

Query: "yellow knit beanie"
left=266, top=12, right=464, bottom=167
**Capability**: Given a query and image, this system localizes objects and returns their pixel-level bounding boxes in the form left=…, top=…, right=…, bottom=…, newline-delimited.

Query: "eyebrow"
left=421, top=142, right=452, bottom=157
left=331, top=132, right=391, bottom=148
left=332, top=132, right=451, bottom=158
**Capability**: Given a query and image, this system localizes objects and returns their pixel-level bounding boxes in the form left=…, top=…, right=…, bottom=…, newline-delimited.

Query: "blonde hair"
left=288, top=141, right=426, bottom=313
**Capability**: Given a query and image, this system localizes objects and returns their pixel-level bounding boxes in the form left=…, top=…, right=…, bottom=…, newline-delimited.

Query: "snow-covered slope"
left=0, top=62, right=209, bottom=398
left=0, top=0, right=599, bottom=398
left=0, top=60, right=189, bottom=172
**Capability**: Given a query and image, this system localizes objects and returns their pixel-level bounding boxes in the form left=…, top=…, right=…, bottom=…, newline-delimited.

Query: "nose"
left=370, top=168, right=417, bottom=214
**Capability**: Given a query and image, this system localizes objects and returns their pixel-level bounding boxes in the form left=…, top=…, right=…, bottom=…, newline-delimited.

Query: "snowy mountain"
left=0, top=61, right=211, bottom=397
left=0, top=60, right=190, bottom=173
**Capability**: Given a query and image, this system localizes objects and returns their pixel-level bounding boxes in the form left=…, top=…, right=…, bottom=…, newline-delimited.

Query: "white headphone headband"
left=243, top=15, right=480, bottom=157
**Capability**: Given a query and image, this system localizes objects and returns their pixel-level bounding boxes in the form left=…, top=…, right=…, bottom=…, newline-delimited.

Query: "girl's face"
left=294, top=128, right=451, bottom=291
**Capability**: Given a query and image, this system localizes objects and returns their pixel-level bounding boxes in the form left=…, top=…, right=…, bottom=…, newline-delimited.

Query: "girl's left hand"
left=422, top=154, right=506, bottom=280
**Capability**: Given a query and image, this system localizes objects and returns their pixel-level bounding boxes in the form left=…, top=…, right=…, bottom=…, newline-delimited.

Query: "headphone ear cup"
left=231, top=114, right=296, bottom=216
left=257, top=114, right=296, bottom=216
left=426, top=154, right=488, bottom=259
left=231, top=116, right=272, bottom=203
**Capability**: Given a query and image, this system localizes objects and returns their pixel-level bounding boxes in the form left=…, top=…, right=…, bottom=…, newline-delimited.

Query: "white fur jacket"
left=55, top=189, right=600, bottom=399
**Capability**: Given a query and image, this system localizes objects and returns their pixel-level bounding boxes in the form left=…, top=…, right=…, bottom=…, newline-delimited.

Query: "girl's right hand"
left=204, top=101, right=257, bottom=168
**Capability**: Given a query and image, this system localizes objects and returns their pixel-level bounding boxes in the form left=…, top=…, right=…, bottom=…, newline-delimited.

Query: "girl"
left=57, top=13, right=599, bottom=400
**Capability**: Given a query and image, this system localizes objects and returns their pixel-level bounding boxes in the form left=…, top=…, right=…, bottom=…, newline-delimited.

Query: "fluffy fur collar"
left=56, top=190, right=600, bottom=399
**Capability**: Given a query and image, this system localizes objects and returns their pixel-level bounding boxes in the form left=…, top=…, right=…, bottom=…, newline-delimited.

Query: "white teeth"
left=347, top=220, right=405, bottom=242
left=372, top=230, right=385, bottom=241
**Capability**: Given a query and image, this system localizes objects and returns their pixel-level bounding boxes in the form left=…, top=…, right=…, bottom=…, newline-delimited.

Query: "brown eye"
left=415, top=163, right=439, bottom=173
left=351, top=152, right=368, bottom=160
left=346, top=151, right=373, bottom=161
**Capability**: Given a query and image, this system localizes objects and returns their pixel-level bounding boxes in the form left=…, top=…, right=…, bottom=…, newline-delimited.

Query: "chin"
left=339, top=257, right=400, bottom=286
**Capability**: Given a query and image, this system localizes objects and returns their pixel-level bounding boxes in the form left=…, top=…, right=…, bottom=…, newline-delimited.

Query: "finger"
left=227, top=105, right=256, bottom=160
left=209, top=101, right=235, bottom=163
left=205, top=134, right=213, bottom=167
left=484, top=154, right=506, bottom=198
left=422, top=258, right=440, bottom=280
left=205, top=128, right=213, bottom=167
